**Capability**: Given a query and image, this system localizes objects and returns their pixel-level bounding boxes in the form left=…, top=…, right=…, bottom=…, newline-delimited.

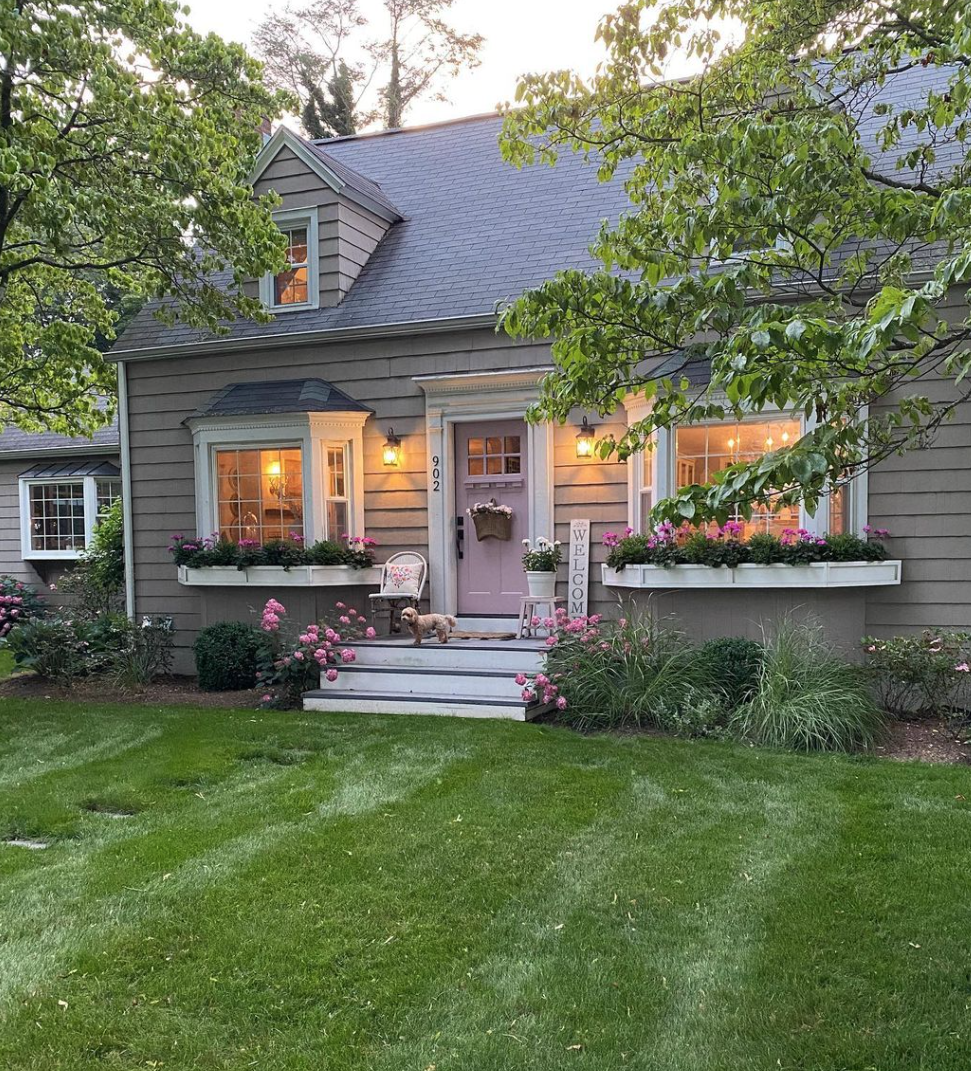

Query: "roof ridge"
left=312, top=110, right=501, bottom=146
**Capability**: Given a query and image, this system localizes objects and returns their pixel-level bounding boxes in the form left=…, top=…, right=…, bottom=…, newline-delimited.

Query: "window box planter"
left=178, top=565, right=382, bottom=587
left=602, top=560, right=902, bottom=590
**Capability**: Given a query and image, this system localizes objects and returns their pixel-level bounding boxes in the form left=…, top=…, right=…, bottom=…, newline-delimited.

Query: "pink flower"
left=340, top=615, right=351, bottom=625
left=313, top=648, right=327, bottom=663
left=556, top=696, right=568, bottom=710
left=546, top=635, right=558, bottom=646
left=325, top=668, right=339, bottom=682
left=335, top=601, right=346, bottom=610
left=515, top=673, right=528, bottom=686
left=261, top=694, right=272, bottom=703
left=365, top=626, right=376, bottom=639
left=521, top=688, right=535, bottom=702
left=535, top=672, right=548, bottom=687
left=299, top=634, right=311, bottom=644
left=956, top=663, right=970, bottom=673
left=340, top=649, right=356, bottom=663
left=530, top=615, right=541, bottom=627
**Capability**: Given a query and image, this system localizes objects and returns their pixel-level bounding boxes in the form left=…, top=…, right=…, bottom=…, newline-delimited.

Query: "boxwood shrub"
left=194, top=621, right=264, bottom=691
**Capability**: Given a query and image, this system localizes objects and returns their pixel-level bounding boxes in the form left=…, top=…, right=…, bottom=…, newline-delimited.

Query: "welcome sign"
left=568, top=519, right=591, bottom=619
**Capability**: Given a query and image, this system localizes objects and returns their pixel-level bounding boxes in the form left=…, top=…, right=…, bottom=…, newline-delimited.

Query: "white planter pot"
left=525, top=570, right=557, bottom=597
left=601, top=560, right=902, bottom=590
left=246, top=565, right=313, bottom=586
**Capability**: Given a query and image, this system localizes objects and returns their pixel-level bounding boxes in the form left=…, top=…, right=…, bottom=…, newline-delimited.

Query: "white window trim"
left=622, top=394, right=868, bottom=536
left=19, top=475, right=121, bottom=560
left=186, top=412, right=368, bottom=545
left=259, top=206, right=319, bottom=313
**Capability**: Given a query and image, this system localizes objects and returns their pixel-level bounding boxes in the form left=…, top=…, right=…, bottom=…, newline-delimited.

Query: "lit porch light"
left=382, top=428, right=403, bottom=467
left=575, top=416, right=597, bottom=459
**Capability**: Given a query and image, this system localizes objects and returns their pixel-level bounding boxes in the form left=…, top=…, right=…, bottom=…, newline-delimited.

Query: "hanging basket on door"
left=467, top=499, right=513, bottom=542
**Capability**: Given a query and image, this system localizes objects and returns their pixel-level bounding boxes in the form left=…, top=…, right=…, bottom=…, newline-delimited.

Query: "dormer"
left=248, top=126, right=401, bottom=311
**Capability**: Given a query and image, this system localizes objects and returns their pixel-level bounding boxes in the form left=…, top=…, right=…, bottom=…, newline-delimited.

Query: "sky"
left=181, top=0, right=634, bottom=129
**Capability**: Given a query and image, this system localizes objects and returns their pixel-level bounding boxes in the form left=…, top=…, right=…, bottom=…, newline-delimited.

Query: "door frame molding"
left=414, top=368, right=555, bottom=616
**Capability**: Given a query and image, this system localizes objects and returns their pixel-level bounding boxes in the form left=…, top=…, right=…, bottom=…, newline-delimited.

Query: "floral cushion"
left=383, top=563, right=423, bottom=595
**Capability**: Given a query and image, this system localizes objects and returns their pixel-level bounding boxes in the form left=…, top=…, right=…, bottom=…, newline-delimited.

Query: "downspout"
left=117, top=359, right=136, bottom=620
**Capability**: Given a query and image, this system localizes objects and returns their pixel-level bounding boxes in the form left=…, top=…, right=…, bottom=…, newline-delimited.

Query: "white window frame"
left=321, top=441, right=352, bottom=541
left=19, top=475, right=122, bottom=560
left=186, top=412, right=368, bottom=545
left=259, top=206, right=319, bottom=313
left=623, top=393, right=868, bottom=536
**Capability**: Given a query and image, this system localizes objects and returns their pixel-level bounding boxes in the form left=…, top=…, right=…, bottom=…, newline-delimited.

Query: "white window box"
left=602, top=560, right=902, bottom=590
left=178, top=565, right=382, bottom=587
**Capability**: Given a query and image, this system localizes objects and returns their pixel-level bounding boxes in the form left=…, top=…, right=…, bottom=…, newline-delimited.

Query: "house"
left=0, top=419, right=121, bottom=591
left=104, top=93, right=968, bottom=693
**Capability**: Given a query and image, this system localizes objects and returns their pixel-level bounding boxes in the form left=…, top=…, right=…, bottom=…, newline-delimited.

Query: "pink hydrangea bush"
left=0, top=575, right=45, bottom=639
left=255, top=598, right=370, bottom=708
left=515, top=608, right=713, bottom=730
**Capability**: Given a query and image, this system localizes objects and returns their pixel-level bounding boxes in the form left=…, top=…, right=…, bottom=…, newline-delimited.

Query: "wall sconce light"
left=382, top=427, right=402, bottom=467
left=575, top=416, right=597, bottom=459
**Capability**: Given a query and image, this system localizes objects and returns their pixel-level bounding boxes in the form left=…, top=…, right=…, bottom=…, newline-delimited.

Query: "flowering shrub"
left=862, top=631, right=971, bottom=717
left=254, top=598, right=376, bottom=708
left=169, top=532, right=377, bottom=570
left=515, top=608, right=717, bottom=730
left=4, top=612, right=138, bottom=684
left=0, top=575, right=45, bottom=639
left=522, top=537, right=562, bottom=572
left=604, top=523, right=889, bottom=569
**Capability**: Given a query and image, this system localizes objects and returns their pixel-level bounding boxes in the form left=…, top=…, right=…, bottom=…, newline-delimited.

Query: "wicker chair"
left=368, top=552, right=428, bottom=635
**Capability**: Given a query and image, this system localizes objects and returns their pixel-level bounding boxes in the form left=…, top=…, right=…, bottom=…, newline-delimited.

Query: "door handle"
left=455, top=515, right=464, bottom=560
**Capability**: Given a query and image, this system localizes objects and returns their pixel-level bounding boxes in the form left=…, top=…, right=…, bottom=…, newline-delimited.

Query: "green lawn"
left=0, top=649, right=13, bottom=679
left=0, top=701, right=967, bottom=1070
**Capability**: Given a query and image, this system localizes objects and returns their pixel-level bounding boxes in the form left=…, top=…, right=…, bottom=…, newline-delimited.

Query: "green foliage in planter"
left=306, top=539, right=346, bottom=565
left=194, top=622, right=264, bottom=692
left=681, top=531, right=749, bottom=568
left=696, top=637, right=764, bottom=710
left=170, top=533, right=377, bottom=570
left=731, top=621, right=886, bottom=752
left=862, top=630, right=971, bottom=718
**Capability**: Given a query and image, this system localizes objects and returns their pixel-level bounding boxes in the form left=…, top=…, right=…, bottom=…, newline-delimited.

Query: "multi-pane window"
left=96, top=478, right=122, bottom=514
left=21, top=474, right=123, bottom=557
left=675, top=418, right=801, bottom=536
left=28, top=482, right=86, bottom=552
left=467, top=435, right=522, bottom=476
left=324, top=445, right=349, bottom=539
left=273, top=226, right=309, bottom=306
left=215, top=446, right=304, bottom=544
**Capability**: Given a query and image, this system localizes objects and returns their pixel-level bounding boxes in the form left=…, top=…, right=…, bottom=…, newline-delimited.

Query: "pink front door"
left=455, top=420, right=529, bottom=616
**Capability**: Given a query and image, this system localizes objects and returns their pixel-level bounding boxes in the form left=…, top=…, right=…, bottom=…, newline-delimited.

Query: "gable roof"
left=251, top=125, right=402, bottom=222
left=113, top=113, right=632, bottom=357
left=189, top=378, right=374, bottom=419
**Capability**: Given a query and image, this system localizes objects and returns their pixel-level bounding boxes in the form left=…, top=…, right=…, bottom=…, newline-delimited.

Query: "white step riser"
left=304, top=695, right=533, bottom=720
left=352, top=646, right=545, bottom=673
left=322, top=670, right=525, bottom=700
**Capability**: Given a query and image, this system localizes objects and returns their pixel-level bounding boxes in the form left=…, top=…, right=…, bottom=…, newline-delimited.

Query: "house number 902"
left=431, top=455, right=441, bottom=492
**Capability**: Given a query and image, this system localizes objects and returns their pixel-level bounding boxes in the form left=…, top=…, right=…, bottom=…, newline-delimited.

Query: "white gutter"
left=117, top=360, right=136, bottom=620
left=106, top=312, right=500, bottom=364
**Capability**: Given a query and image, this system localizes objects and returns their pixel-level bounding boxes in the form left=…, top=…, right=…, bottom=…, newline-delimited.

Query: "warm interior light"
left=727, top=437, right=735, bottom=450
left=765, top=436, right=774, bottom=449
left=267, top=460, right=281, bottom=476
left=781, top=431, right=790, bottom=444
left=383, top=427, right=402, bottom=467
left=575, top=416, right=596, bottom=459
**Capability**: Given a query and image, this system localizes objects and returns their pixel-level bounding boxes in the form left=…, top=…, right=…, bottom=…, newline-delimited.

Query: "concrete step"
left=324, top=665, right=526, bottom=701
left=303, top=689, right=550, bottom=721
left=352, top=639, right=545, bottom=673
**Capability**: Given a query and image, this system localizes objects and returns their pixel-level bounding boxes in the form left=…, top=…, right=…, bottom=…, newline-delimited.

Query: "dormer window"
left=260, top=207, right=319, bottom=312
left=274, top=226, right=309, bottom=305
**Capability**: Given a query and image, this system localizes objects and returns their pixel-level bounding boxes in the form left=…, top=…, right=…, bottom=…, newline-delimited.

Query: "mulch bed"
left=875, top=718, right=971, bottom=765
left=0, top=673, right=258, bottom=709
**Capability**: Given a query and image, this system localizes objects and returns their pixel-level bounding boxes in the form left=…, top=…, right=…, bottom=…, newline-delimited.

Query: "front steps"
left=303, top=635, right=550, bottom=720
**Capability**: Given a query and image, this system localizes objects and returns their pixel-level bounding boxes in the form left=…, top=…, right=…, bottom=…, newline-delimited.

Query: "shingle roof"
left=114, top=62, right=956, bottom=357
left=114, top=113, right=632, bottom=353
left=190, top=378, right=373, bottom=418
left=0, top=415, right=120, bottom=457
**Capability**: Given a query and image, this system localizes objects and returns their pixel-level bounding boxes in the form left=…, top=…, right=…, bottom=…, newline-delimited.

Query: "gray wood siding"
left=337, top=202, right=391, bottom=295
left=124, top=329, right=557, bottom=666
left=865, top=375, right=971, bottom=635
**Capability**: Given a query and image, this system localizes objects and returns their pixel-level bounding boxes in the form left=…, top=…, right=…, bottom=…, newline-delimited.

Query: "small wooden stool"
left=517, top=595, right=566, bottom=638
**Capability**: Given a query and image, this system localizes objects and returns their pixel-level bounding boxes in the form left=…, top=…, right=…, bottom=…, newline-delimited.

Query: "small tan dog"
left=400, top=606, right=458, bottom=646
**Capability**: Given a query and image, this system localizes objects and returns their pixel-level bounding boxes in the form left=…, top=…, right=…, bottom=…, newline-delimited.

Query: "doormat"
left=451, top=630, right=518, bottom=641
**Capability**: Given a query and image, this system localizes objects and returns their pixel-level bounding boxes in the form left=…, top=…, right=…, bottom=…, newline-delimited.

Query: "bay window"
left=623, top=394, right=866, bottom=537
left=188, top=405, right=369, bottom=548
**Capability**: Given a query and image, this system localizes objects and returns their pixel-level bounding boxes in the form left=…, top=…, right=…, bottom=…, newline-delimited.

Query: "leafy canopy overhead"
left=499, top=0, right=971, bottom=527
left=0, top=0, right=289, bottom=436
